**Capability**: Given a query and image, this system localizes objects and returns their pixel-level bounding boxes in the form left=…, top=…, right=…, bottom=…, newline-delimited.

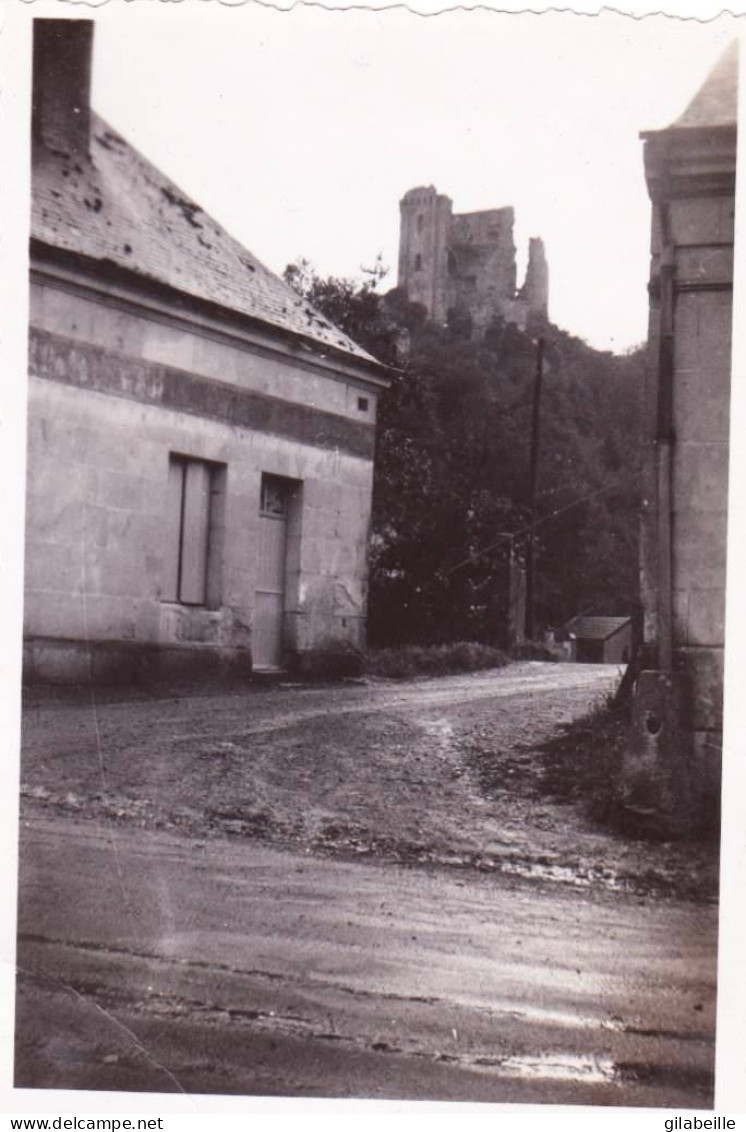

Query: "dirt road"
left=16, top=662, right=719, bottom=1106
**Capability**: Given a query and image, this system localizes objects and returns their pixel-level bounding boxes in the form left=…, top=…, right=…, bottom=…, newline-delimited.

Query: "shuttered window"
left=163, top=455, right=224, bottom=607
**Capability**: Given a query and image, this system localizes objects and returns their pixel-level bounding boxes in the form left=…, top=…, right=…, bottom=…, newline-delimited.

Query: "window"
left=357, top=396, right=369, bottom=412
left=163, top=455, right=225, bottom=607
left=414, top=253, right=422, bottom=271
left=260, top=474, right=290, bottom=518
left=417, top=213, right=424, bottom=234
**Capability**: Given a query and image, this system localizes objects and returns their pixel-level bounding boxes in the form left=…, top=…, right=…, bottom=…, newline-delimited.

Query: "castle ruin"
left=397, top=186, right=548, bottom=335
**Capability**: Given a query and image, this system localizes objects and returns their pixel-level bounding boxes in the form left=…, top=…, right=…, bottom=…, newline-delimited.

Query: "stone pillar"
left=628, top=42, right=737, bottom=831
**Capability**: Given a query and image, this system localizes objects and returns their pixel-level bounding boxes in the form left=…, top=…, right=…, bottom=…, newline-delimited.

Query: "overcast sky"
left=89, top=6, right=737, bottom=354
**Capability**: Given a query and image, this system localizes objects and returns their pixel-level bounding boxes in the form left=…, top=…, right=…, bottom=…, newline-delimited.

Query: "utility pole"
left=495, top=532, right=525, bottom=646
left=524, top=336, right=544, bottom=641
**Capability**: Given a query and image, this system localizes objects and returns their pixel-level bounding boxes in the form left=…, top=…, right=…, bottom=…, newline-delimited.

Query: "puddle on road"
left=492, top=1003, right=626, bottom=1032
left=443, top=1048, right=621, bottom=1085
left=498, top=859, right=625, bottom=891
left=488, top=1053, right=617, bottom=1084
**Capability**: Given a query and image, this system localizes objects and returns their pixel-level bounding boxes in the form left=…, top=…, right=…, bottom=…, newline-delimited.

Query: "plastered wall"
left=24, top=280, right=377, bottom=681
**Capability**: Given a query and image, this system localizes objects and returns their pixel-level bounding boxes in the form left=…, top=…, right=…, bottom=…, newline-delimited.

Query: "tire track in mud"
left=17, top=931, right=714, bottom=1102
left=21, top=662, right=715, bottom=901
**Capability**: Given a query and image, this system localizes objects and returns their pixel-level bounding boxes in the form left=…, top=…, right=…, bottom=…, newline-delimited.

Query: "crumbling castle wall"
left=398, top=185, right=548, bottom=334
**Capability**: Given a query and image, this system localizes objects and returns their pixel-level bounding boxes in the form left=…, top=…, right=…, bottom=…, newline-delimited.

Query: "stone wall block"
left=677, top=646, right=725, bottom=730
left=673, top=442, right=730, bottom=517
left=88, top=467, right=150, bottom=513
left=23, top=590, right=86, bottom=638
left=624, top=669, right=694, bottom=834
left=690, top=730, right=723, bottom=816
left=74, top=595, right=149, bottom=641
left=676, top=247, right=733, bottom=288
left=25, top=480, right=87, bottom=549
left=685, top=589, right=726, bottom=647
left=672, top=512, right=727, bottom=590
left=673, top=372, right=731, bottom=441
left=674, top=292, right=732, bottom=381
left=24, top=541, right=86, bottom=597
left=670, top=197, right=735, bottom=246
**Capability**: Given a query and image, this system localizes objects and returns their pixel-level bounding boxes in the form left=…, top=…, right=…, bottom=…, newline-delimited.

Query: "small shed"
left=563, top=616, right=632, bottom=665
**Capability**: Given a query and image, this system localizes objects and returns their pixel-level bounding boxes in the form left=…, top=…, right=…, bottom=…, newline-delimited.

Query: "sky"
left=87, top=6, right=737, bottom=354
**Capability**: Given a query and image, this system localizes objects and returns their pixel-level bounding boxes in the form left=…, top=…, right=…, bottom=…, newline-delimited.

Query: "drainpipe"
left=623, top=200, right=692, bottom=835
left=655, top=204, right=675, bottom=673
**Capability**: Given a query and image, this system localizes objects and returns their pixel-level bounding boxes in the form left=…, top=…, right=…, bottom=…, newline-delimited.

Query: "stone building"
left=629, top=42, right=737, bottom=822
left=397, top=185, right=548, bottom=335
left=24, top=19, right=388, bottom=682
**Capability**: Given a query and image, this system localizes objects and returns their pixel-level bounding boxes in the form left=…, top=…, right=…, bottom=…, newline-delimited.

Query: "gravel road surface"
left=15, top=662, right=718, bottom=1106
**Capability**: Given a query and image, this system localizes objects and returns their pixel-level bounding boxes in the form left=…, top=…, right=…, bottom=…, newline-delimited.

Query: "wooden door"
left=254, top=476, right=289, bottom=669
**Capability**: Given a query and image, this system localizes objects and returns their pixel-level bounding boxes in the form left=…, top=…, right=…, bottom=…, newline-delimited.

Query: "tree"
left=284, top=261, right=645, bottom=646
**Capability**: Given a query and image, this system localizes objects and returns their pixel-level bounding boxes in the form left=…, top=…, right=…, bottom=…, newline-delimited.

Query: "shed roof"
left=565, top=616, right=631, bottom=642
left=32, top=113, right=379, bottom=368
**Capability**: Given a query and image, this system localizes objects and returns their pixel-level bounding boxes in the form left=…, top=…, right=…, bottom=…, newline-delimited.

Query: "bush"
left=508, top=640, right=560, bottom=663
left=298, top=639, right=534, bottom=682
left=363, top=641, right=508, bottom=680
left=298, top=641, right=365, bottom=680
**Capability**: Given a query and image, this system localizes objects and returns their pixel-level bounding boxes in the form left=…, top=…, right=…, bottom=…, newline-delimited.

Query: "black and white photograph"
left=3, top=0, right=745, bottom=1115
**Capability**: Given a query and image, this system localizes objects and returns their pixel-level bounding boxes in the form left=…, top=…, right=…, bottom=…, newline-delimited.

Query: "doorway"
left=254, top=474, right=293, bottom=670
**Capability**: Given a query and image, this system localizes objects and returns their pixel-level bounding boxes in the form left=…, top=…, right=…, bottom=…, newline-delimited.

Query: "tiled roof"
left=31, top=113, right=379, bottom=368
left=564, top=616, right=631, bottom=641
left=672, top=41, right=739, bottom=130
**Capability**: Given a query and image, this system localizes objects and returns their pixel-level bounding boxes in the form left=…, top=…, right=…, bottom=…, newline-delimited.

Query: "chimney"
left=32, top=19, right=94, bottom=158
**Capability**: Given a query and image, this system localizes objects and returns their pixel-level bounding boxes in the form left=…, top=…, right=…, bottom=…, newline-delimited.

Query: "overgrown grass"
left=302, top=640, right=510, bottom=680
left=538, top=692, right=722, bottom=843
left=537, top=690, right=630, bottom=828
left=508, top=640, right=560, bottom=663
left=363, top=641, right=509, bottom=679
left=301, top=638, right=569, bottom=681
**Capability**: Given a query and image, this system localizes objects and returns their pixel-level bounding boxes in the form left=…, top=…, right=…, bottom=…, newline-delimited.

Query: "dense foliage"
left=285, top=261, right=646, bottom=648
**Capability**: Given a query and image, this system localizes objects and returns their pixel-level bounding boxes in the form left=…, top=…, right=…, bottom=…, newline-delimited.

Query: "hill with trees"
left=285, top=260, right=646, bottom=649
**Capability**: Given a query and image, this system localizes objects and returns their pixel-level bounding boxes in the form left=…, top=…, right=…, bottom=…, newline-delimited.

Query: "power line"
left=525, top=337, right=545, bottom=640
left=444, top=463, right=646, bottom=578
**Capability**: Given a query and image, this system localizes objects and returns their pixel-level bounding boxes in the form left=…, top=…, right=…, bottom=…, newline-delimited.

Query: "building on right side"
left=629, top=42, right=738, bottom=828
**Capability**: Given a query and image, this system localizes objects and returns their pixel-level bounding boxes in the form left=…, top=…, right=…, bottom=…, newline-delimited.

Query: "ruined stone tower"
left=520, top=237, right=549, bottom=319
left=398, top=185, right=548, bottom=334
left=397, top=186, right=453, bottom=324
